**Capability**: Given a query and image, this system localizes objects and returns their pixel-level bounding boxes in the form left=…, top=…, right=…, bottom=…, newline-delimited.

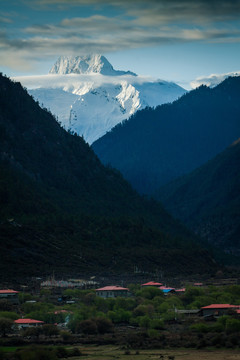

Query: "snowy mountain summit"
left=17, top=55, right=186, bottom=144
left=49, top=55, right=137, bottom=76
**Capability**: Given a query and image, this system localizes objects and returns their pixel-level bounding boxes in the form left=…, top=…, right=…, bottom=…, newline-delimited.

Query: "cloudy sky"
left=1, top=0, right=240, bottom=88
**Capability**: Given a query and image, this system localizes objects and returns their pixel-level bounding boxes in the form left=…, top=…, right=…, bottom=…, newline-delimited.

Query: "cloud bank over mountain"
left=13, top=73, right=163, bottom=90
left=191, top=71, right=240, bottom=88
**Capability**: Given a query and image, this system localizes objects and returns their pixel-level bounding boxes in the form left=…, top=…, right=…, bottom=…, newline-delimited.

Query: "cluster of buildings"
left=1, top=281, right=240, bottom=330
left=95, top=281, right=186, bottom=298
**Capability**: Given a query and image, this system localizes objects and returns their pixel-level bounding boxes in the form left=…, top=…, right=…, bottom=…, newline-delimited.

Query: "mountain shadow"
left=92, top=76, right=240, bottom=195
left=0, top=73, right=218, bottom=279
left=155, top=139, right=240, bottom=261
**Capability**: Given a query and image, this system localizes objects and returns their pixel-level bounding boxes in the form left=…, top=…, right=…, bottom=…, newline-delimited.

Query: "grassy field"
left=1, top=344, right=240, bottom=359
left=72, top=345, right=240, bottom=360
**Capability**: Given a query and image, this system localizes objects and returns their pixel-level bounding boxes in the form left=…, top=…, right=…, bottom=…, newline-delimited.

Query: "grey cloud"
left=27, top=0, right=240, bottom=18
left=3, top=0, right=240, bottom=71
left=25, top=15, right=136, bottom=35
left=0, top=16, right=12, bottom=24
left=3, top=24, right=240, bottom=60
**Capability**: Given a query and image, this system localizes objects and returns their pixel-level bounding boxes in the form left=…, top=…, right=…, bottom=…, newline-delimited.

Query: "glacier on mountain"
left=14, top=55, right=186, bottom=144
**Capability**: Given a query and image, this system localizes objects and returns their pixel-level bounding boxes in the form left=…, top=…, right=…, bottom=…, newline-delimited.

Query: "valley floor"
left=53, top=345, right=240, bottom=360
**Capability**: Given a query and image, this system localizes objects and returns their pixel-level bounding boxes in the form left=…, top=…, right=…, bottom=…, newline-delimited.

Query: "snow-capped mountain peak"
left=15, top=55, right=186, bottom=144
left=49, top=54, right=137, bottom=76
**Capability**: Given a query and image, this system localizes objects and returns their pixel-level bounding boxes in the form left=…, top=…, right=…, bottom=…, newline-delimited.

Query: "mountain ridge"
left=155, top=138, right=240, bottom=258
left=92, top=76, right=240, bottom=194
left=0, top=73, right=217, bottom=279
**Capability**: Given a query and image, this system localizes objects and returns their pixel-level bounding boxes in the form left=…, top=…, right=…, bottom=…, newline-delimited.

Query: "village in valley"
left=1, top=274, right=240, bottom=359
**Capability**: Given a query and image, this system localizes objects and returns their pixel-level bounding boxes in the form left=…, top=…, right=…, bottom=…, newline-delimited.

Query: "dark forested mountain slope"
left=156, top=139, right=240, bottom=257
left=0, top=73, right=217, bottom=278
left=92, top=76, right=240, bottom=194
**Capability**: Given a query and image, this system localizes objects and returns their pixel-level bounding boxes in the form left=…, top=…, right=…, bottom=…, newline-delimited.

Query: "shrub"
left=225, top=318, right=240, bottom=333
left=0, top=300, right=12, bottom=311
left=0, top=317, right=13, bottom=336
left=15, top=346, right=57, bottom=360
left=0, top=311, right=18, bottom=320
left=95, top=317, right=113, bottom=334
left=149, top=319, right=164, bottom=330
left=77, top=319, right=97, bottom=334
left=42, top=324, right=60, bottom=337
left=56, top=346, right=68, bottom=358
left=107, top=309, right=131, bottom=323
left=22, top=326, right=42, bottom=338
left=0, top=349, right=4, bottom=360
left=60, top=330, right=73, bottom=341
left=147, top=328, right=160, bottom=339
left=138, top=315, right=151, bottom=329
left=136, top=287, right=163, bottom=300
left=190, top=323, right=210, bottom=333
left=211, top=334, right=225, bottom=347
left=68, top=347, right=82, bottom=357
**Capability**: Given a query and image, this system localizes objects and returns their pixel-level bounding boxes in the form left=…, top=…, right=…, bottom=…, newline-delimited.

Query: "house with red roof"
left=96, top=285, right=130, bottom=298
left=175, top=288, right=186, bottom=294
left=0, top=289, right=19, bottom=304
left=14, top=319, right=44, bottom=329
left=200, top=304, right=240, bottom=317
left=141, top=281, right=163, bottom=287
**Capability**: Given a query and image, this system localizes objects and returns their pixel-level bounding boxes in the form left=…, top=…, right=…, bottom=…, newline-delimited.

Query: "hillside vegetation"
left=156, top=139, right=240, bottom=258
left=0, top=74, right=217, bottom=279
left=93, top=77, right=240, bottom=194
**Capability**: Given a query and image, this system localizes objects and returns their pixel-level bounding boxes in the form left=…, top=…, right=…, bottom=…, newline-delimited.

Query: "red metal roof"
left=96, top=286, right=129, bottom=291
left=54, top=310, right=69, bottom=314
left=15, top=318, right=44, bottom=324
left=175, top=288, right=186, bottom=292
left=141, top=281, right=163, bottom=286
left=201, top=304, right=239, bottom=309
left=0, top=289, right=19, bottom=294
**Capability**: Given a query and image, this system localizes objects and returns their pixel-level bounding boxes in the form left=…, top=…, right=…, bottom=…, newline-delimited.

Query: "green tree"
left=107, top=309, right=131, bottom=323
left=22, top=326, right=42, bottom=339
left=42, top=324, right=60, bottom=337
left=182, top=286, right=205, bottom=305
left=0, top=317, right=13, bottom=336
left=138, top=315, right=151, bottom=329
left=95, top=317, right=113, bottom=334
left=225, top=318, right=240, bottom=333
left=0, top=299, right=12, bottom=311
left=149, top=319, right=164, bottom=330
left=0, top=311, right=18, bottom=320
left=19, top=292, right=34, bottom=304
left=114, top=297, right=136, bottom=311
left=15, top=345, right=57, bottom=360
left=77, top=319, right=97, bottom=334
left=190, top=322, right=210, bottom=333
left=136, top=287, right=163, bottom=300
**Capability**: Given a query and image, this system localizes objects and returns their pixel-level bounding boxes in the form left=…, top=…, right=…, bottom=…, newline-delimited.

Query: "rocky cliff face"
left=49, top=54, right=137, bottom=76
